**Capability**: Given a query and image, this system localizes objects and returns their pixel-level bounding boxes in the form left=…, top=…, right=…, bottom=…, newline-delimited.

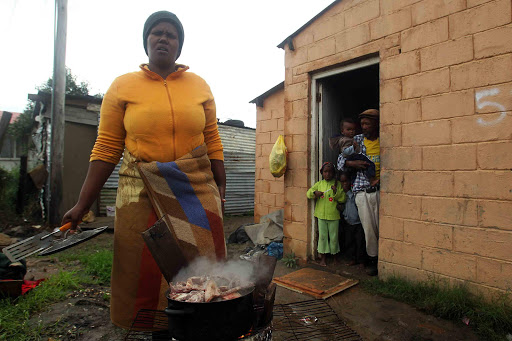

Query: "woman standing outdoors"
left=62, top=11, right=226, bottom=329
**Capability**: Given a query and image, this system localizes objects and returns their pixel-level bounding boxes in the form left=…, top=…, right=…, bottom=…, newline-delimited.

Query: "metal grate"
left=273, top=300, right=362, bottom=341
left=125, top=300, right=361, bottom=341
left=124, top=309, right=271, bottom=341
left=124, top=309, right=170, bottom=340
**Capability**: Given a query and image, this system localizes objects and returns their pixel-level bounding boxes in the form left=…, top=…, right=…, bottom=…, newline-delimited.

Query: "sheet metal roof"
left=249, top=82, right=284, bottom=107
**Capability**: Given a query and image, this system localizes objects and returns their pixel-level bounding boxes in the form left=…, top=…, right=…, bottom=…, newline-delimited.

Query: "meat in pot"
left=168, top=275, right=251, bottom=303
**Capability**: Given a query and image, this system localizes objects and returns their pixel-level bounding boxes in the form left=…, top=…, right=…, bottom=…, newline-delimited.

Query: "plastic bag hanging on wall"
left=269, top=135, right=288, bottom=178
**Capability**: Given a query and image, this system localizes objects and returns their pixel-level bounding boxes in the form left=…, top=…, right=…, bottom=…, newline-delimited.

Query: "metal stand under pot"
left=139, top=218, right=278, bottom=341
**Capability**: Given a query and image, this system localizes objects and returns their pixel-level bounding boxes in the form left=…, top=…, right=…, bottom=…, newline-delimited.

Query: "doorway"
left=309, top=56, right=380, bottom=258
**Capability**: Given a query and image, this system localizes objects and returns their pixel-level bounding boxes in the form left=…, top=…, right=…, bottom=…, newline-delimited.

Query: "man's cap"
left=359, top=109, right=379, bottom=120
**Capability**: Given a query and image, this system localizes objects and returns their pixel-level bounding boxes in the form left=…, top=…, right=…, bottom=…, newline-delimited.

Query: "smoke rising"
left=172, top=257, right=255, bottom=285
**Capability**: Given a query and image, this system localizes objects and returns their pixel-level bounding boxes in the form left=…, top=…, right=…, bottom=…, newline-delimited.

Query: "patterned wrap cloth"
left=110, top=144, right=226, bottom=329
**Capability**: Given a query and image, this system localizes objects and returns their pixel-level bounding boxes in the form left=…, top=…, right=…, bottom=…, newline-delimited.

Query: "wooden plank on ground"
left=273, top=267, right=359, bottom=299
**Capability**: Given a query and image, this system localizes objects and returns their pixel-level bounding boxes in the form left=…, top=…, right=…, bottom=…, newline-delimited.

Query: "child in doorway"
left=307, top=162, right=346, bottom=266
left=337, top=172, right=367, bottom=267
left=330, top=117, right=377, bottom=185
left=329, top=117, right=360, bottom=156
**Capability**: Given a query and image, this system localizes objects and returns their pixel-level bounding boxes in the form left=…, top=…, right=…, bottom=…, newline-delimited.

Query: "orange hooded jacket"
left=90, top=64, right=223, bottom=164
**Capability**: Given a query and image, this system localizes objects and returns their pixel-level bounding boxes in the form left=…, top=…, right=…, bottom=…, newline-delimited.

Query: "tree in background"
left=37, top=68, right=92, bottom=97
left=7, top=68, right=95, bottom=151
left=2, top=69, right=96, bottom=220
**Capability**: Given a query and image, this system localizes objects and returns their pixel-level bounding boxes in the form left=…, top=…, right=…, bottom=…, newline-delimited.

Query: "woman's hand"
left=314, top=191, right=324, bottom=198
left=61, top=203, right=89, bottom=230
left=331, top=185, right=337, bottom=194
left=62, top=160, right=116, bottom=230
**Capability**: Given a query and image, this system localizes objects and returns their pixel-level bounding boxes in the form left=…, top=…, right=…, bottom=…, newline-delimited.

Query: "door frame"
left=309, top=56, right=380, bottom=257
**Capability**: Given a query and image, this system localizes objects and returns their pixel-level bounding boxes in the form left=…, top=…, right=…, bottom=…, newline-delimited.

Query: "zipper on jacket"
left=163, top=80, right=176, bottom=160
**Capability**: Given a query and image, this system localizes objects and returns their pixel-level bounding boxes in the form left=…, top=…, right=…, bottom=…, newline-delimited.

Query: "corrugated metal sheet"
left=104, top=160, right=122, bottom=188
left=99, top=188, right=117, bottom=216
left=218, top=124, right=255, bottom=215
left=99, top=123, right=255, bottom=216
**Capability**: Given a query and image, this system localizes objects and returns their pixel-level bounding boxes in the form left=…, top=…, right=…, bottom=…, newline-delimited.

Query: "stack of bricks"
left=268, top=0, right=512, bottom=298
left=254, top=90, right=285, bottom=222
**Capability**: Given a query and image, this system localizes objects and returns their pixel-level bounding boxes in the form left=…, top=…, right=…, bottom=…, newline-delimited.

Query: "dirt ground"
left=10, top=215, right=479, bottom=340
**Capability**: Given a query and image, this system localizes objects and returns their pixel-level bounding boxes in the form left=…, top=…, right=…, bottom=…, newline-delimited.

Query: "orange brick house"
left=252, top=0, right=512, bottom=298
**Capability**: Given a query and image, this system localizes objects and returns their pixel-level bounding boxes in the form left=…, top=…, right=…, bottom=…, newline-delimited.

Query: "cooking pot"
left=164, top=287, right=255, bottom=341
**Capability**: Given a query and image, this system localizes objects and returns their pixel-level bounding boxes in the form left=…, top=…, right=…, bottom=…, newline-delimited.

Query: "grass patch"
left=0, top=239, right=114, bottom=340
left=363, top=276, right=512, bottom=340
left=0, top=271, right=80, bottom=340
left=54, top=248, right=113, bottom=285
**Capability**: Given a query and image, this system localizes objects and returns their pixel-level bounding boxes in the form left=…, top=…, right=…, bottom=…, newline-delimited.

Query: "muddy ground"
left=8, top=216, right=479, bottom=340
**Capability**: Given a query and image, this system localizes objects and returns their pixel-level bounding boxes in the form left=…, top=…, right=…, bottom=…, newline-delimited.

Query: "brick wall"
left=274, top=0, right=512, bottom=297
left=254, top=90, right=285, bottom=222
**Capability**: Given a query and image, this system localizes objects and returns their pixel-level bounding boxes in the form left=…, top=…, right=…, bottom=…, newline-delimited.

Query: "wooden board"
left=273, top=268, right=358, bottom=299
left=141, top=217, right=188, bottom=283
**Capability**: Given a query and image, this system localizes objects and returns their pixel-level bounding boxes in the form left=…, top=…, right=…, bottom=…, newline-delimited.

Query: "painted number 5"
left=475, top=88, right=507, bottom=126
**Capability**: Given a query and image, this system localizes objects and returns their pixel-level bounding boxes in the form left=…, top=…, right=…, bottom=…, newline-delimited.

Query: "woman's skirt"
left=109, top=145, right=226, bottom=329
left=109, top=150, right=166, bottom=329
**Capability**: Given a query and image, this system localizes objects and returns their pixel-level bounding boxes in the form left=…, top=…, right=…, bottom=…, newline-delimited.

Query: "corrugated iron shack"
left=99, top=120, right=255, bottom=216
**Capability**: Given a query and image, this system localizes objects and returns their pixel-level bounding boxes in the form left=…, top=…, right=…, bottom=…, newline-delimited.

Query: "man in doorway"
left=337, top=109, right=380, bottom=276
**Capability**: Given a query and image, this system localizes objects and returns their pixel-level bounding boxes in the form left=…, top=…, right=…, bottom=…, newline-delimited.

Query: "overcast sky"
left=0, top=0, right=334, bottom=128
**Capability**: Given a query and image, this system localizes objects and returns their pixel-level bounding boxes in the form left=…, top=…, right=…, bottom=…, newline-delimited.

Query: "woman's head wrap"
left=143, top=11, right=184, bottom=58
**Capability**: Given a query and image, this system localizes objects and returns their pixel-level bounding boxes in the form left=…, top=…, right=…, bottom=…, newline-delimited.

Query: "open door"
left=310, top=56, right=380, bottom=259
